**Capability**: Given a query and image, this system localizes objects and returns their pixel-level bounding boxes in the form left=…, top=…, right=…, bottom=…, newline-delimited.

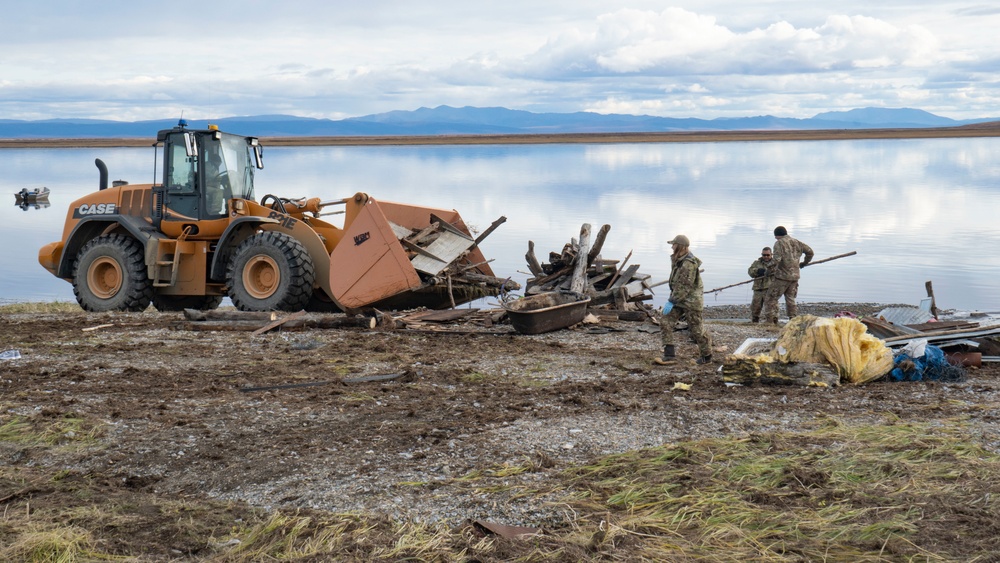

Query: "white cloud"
left=0, top=1, right=998, bottom=120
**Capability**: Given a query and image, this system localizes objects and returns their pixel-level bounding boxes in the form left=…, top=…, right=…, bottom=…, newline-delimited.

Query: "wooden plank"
left=402, top=308, right=479, bottom=323
left=605, top=250, right=632, bottom=288
left=904, top=320, right=979, bottom=332
left=610, top=264, right=640, bottom=290
left=253, top=310, right=307, bottom=335
left=404, top=222, right=441, bottom=244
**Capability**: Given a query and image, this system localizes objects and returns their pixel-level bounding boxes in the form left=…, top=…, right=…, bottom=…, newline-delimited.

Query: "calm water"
left=3, top=138, right=1000, bottom=312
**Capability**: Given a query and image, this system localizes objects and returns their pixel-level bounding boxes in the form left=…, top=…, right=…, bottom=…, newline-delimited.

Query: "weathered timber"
left=457, top=272, right=519, bottom=289
left=525, top=241, right=544, bottom=276
left=605, top=250, right=632, bottom=288
left=585, top=224, right=611, bottom=269
left=253, top=310, right=309, bottom=335
left=405, top=222, right=441, bottom=245
left=183, top=309, right=278, bottom=322
left=610, top=264, right=640, bottom=290
left=904, top=320, right=979, bottom=332
left=527, top=266, right=573, bottom=291
left=176, top=314, right=377, bottom=332
left=473, top=216, right=507, bottom=248
left=586, top=309, right=650, bottom=322
left=722, top=359, right=840, bottom=387
left=570, top=223, right=592, bottom=294
left=925, top=280, right=939, bottom=319
left=401, top=308, right=479, bottom=323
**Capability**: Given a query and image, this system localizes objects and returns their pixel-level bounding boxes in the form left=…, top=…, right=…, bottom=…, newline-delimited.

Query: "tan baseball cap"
left=668, top=234, right=690, bottom=246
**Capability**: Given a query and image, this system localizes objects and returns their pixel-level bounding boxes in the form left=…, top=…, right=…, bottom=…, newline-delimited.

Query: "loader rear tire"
left=151, top=294, right=224, bottom=312
left=73, top=234, right=153, bottom=312
left=226, top=231, right=315, bottom=311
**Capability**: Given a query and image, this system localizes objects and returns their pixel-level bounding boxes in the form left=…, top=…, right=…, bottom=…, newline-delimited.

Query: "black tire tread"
left=72, top=234, right=153, bottom=312
left=225, top=231, right=315, bottom=311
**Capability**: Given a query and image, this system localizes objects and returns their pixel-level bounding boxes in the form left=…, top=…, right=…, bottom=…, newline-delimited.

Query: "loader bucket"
left=328, top=196, right=499, bottom=311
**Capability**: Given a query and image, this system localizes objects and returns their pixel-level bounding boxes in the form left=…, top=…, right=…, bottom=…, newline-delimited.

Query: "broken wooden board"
left=399, top=308, right=480, bottom=323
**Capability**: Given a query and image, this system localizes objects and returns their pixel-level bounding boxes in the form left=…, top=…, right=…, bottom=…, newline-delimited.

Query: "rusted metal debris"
left=523, top=223, right=660, bottom=314
left=860, top=304, right=1000, bottom=364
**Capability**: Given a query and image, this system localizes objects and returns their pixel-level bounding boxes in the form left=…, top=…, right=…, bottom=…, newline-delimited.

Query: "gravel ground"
left=3, top=301, right=998, bottom=531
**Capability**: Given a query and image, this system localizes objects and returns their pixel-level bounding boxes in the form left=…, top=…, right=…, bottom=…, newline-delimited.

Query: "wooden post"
left=570, top=223, right=592, bottom=294
left=586, top=224, right=611, bottom=270
left=925, top=280, right=939, bottom=320
left=525, top=241, right=544, bottom=276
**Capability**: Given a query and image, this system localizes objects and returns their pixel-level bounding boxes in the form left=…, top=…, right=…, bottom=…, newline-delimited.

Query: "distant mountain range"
left=1, top=106, right=996, bottom=138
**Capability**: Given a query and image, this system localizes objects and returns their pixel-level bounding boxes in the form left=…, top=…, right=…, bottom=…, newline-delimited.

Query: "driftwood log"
left=177, top=309, right=377, bottom=332
left=569, top=223, right=592, bottom=294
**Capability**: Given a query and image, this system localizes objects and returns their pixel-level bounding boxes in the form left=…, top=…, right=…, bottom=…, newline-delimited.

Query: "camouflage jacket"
left=747, top=257, right=773, bottom=291
left=772, top=235, right=815, bottom=281
left=668, top=252, right=704, bottom=311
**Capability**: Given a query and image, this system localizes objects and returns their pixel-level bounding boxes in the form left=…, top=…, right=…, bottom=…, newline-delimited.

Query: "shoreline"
left=2, top=123, right=1000, bottom=148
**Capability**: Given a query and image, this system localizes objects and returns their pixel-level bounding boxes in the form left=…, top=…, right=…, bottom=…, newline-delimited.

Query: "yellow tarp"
left=772, top=315, right=893, bottom=384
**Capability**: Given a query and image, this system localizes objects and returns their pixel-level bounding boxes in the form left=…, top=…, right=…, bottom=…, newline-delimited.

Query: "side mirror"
left=183, top=132, right=198, bottom=157
left=253, top=145, right=264, bottom=169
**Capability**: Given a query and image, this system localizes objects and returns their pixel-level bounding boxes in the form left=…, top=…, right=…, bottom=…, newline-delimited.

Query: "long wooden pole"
left=704, top=250, right=858, bottom=294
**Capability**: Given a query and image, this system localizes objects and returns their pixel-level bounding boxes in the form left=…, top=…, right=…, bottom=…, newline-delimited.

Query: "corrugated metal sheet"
left=875, top=306, right=934, bottom=327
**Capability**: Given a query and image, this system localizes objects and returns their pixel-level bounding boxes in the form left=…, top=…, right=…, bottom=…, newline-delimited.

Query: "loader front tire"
left=226, top=231, right=315, bottom=311
left=73, top=234, right=153, bottom=312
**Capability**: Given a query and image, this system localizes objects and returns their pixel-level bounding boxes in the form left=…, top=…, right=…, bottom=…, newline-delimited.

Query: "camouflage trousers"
left=750, top=289, right=767, bottom=322
left=762, top=278, right=798, bottom=323
left=661, top=306, right=712, bottom=357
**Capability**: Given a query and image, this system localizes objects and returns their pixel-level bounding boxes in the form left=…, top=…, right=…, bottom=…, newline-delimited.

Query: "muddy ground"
left=2, top=302, right=1000, bottom=558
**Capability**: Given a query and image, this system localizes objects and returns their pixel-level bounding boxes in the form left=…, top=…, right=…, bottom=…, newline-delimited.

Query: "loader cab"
left=154, top=121, right=263, bottom=233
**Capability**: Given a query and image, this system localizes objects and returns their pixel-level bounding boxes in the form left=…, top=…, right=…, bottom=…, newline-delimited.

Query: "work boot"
left=653, top=345, right=676, bottom=365
left=695, top=354, right=713, bottom=365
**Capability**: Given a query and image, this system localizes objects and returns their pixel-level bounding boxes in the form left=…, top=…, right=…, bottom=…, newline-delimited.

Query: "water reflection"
left=1, top=138, right=998, bottom=311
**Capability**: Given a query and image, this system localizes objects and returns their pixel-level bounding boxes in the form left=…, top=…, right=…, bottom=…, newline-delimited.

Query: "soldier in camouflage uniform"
left=747, top=246, right=773, bottom=323
left=654, top=235, right=713, bottom=366
left=762, top=226, right=814, bottom=324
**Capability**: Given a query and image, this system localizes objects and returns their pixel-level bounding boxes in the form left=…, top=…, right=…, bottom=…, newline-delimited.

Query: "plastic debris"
left=890, top=341, right=965, bottom=382
left=772, top=315, right=894, bottom=384
left=0, top=349, right=21, bottom=360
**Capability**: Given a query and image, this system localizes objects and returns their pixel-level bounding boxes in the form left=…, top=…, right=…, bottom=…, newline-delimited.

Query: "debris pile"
left=390, top=215, right=517, bottom=308
left=723, top=315, right=893, bottom=386
left=522, top=223, right=661, bottom=314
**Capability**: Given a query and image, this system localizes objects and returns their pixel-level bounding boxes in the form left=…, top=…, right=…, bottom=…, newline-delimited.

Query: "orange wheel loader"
left=38, top=121, right=515, bottom=313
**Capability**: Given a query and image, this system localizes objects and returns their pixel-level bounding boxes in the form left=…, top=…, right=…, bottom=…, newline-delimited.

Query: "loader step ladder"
left=151, top=228, right=192, bottom=287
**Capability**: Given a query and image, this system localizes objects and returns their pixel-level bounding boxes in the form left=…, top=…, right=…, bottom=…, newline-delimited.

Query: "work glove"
left=662, top=301, right=674, bottom=315
left=755, top=268, right=766, bottom=277
left=799, top=261, right=809, bottom=268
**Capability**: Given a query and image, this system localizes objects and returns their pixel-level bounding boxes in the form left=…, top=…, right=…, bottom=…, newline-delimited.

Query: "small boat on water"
left=501, top=291, right=591, bottom=334
left=14, top=186, right=50, bottom=210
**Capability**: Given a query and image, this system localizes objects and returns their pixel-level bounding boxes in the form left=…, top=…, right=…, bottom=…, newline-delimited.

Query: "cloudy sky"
left=3, top=1, right=999, bottom=122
